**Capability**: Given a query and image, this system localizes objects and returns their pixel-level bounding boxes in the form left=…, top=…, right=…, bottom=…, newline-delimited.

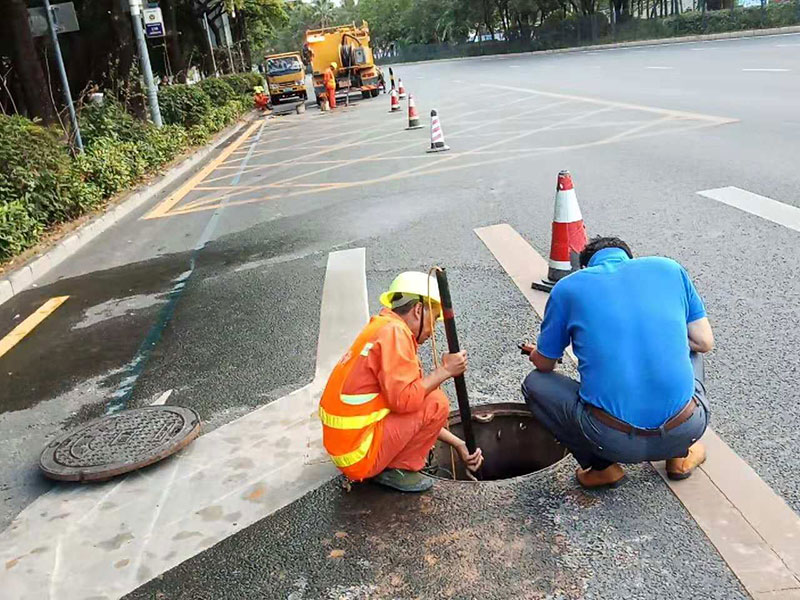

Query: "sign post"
left=128, top=0, right=163, bottom=127
left=41, top=0, right=83, bottom=152
left=143, top=7, right=165, bottom=38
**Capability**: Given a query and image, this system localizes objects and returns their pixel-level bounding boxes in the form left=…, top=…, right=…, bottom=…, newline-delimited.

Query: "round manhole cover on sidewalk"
left=40, top=406, right=201, bottom=482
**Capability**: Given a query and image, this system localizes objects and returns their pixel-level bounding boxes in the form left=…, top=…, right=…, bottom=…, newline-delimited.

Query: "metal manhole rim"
left=429, top=402, right=572, bottom=485
left=39, top=405, right=202, bottom=482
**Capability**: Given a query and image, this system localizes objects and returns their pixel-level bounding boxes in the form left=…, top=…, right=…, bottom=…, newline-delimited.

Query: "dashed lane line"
left=0, top=296, right=69, bottom=359
left=474, top=222, right=800, bottom=600
left=697, top=187, right=800, bottom=233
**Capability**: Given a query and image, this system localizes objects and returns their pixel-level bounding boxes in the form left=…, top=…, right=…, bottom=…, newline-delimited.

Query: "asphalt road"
left=2, top=32, right=800, bottom=598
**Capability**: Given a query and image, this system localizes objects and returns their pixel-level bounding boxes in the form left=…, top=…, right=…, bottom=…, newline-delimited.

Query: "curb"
left=0, top=118, right=253, bottom=309
left=384, top=24, right=800, bottom=67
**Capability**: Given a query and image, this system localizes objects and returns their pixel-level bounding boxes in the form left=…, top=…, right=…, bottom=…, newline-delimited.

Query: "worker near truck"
left=522, top=236, right=714, bottom=489
left=319, top=272, right=484, bottom=493
left=324, top=62, right=337, bottom=109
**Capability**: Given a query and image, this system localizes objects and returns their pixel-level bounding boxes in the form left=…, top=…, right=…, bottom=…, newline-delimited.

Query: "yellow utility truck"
left=264, top=52, right=307, bottom=104
left=303, top=21, right=381, bottom=105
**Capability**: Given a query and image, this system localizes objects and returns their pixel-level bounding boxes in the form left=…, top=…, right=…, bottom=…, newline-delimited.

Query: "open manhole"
left=40, top=406, right=201, bottom=482
left=427, top=403, right=569, bottom=482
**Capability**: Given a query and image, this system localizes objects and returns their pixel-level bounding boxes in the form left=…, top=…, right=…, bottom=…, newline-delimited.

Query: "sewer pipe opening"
left=427, top=403, right=569, bottom=482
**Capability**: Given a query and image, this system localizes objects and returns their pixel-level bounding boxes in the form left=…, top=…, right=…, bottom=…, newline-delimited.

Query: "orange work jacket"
left=324, top=67, right=336, bottom=91
left=319, top=309, right=429, bottom=480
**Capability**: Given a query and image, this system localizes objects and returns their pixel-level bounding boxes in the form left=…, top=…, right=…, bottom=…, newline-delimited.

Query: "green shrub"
left=74, top=137, right=140, bottom=197
left=198, top=78, right=237, bottom=104
left=157, top=84, right=213, bottom=127
left=79, top=98, right=139, bottom=146
left=0, top=200, right=43, bottom=259
left=0, top=115, right=79, bottom=224
left=134, top=124, right=190, bottom=169
left=221, top=72, right=264, bottom=95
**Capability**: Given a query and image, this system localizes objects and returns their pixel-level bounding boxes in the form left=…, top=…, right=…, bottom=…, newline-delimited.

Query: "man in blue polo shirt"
left=522, top=236, right=715, bottom=489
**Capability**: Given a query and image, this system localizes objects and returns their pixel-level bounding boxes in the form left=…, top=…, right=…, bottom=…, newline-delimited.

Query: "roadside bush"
left=73, top=137, right=141, bottom=198
left=79, top=98, right=139, bottom=146
left=158, top=84, right=213, bottom=127
left=0, top=200, right=44, bottom=260
left=221, top=72, right=264, bottom=95
left=198, top=77, right=237, bottom=104
left=0, top=115, right=78, bottom=224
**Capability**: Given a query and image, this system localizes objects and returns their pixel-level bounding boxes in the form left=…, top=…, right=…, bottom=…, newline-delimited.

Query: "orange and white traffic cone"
left=388, top=89, right=401, bottom=113
left=427, top=109, right=450, bottom=152
left=406, top=94, right=422, bottom=130
left=397, top=78, right=407, bottom=99
left=531, top=170, right=588, bottom=293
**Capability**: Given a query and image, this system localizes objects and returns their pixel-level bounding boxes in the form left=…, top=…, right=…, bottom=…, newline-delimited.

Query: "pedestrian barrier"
left=532, top=170, right=587, bottom=292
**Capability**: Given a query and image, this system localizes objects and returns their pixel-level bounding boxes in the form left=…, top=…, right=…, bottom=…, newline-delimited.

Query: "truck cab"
left=264, top=52, right=307, bottom=105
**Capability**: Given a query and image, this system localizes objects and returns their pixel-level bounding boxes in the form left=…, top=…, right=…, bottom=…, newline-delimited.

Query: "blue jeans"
left=521, top=354, right=709, bottom=470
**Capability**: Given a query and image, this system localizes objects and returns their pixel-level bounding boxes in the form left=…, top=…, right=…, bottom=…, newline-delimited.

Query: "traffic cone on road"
left=389, top=89, right=401, bottom=113
left=532, top=170, right=588, bottom=293
left=397, top=79, right=407, bottom=99
left=427, top=109, right=450, bottom=153
left=406, top=94, right=422, bottom=130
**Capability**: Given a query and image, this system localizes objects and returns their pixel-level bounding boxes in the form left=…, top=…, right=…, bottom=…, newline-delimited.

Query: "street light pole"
left=42, top=0, right=83, bottom=152
left=128, top=0, right=163, bottom=127
left=204, top=13, right=219, bottom=76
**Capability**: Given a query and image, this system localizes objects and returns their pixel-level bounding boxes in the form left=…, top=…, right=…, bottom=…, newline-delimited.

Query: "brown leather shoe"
left=666, top=442, right=707, bottom=480
left=576, top=464, right=627, bottom=490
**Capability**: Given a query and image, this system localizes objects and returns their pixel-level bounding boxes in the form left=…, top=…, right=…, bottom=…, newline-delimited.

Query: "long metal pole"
left=435, top=269, right=478, bottom=455
left=129, top=0, right=162, bottom=127
left=42, top=0, right=83, bottom=152
left=204, top=13, right=218, bottom=76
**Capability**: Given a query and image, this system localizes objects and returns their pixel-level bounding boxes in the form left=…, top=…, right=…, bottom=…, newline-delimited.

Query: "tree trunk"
left=3, top=0, right=58, bottom=124
left=162, top=0, right=187, bottom=82
left=109, top=0, right=135, bottom=86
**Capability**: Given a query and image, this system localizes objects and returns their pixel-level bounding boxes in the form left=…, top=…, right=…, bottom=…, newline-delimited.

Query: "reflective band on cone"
left=535, top=170, right=587, bottom=290
left=397, top=78, right=407, bottom=99
left=427, top=109, right=450, bottom=153
left=389, top=89, right=401, bottom=113
left=406, top=94, right=422, bottom=130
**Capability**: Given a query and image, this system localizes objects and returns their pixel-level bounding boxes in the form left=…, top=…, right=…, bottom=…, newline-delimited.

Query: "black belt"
left=588, top=397, right=700, bottom=437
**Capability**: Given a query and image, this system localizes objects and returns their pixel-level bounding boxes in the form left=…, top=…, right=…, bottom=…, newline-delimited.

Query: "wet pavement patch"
left=429, top=402, right=568, bottom=482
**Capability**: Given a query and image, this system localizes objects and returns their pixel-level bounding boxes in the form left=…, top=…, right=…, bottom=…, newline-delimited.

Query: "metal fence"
left=378, top=2, right=800, bottom=65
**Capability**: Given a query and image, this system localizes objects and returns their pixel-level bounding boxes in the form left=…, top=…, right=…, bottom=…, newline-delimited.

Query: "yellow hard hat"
left=331, top=62, right=338, bottom=70
left=380, top=271, right=443, bottom=319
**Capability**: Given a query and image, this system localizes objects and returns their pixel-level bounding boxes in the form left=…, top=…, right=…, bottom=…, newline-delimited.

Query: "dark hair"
left=390, top=293, right=421, bottom=316
left=579, top=236, right=633, bottom=268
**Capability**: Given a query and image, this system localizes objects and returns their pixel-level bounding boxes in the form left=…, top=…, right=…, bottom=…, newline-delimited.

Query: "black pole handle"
left=435, top=268, right=478, bottom=455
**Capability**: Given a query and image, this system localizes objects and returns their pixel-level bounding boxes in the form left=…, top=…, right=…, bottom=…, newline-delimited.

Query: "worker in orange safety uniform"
left=323, top=62, right=337, bottom=109
left=319, top=272, right=484, bottom=492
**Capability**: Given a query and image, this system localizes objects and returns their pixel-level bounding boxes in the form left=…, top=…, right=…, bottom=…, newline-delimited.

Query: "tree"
left=1, top=0, right=58, bottom=124
left=311, top=0, right=336, bottom=28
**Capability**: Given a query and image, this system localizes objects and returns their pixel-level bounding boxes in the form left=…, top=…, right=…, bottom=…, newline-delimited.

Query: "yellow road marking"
left=143, top=121, right=262, bottom=220
left=0, top=296, right=69, bottom=359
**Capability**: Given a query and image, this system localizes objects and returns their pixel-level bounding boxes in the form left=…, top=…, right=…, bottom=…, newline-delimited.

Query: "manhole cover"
left=40, top=406, right=201, bottom=482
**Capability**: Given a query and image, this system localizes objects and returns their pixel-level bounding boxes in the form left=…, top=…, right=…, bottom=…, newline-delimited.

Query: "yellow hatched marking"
left=0, top=296, right=69, bottom=359
left=143, top=121, right=262, bottom=220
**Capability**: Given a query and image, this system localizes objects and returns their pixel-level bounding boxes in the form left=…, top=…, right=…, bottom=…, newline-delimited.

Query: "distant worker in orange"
left=324, top=61, right=337, bottom=109
left=319, top=272, right=484, bottom=492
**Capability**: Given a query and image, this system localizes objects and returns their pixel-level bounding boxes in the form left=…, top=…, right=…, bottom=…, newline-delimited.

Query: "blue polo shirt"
left=537, top=248, right=707, bottom=428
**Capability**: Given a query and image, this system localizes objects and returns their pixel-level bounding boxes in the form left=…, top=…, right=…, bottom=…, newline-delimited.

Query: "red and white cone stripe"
left=398, top=79, right=407, bottom=99
left=547, top=171, right=587, bottom=277
left=427, top=109, right=450, bottom=152
left=406, top=94, right=422, bottom=129
left=389, top=89, right=401, bottom=112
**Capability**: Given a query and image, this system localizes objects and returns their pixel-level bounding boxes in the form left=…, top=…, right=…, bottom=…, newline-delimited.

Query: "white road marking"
left=150, top=389, right=173, bottom=406
left=480, top=83, right=737, bottom=124
left=0, top=248, right=370, bottom=600
left=742, top=68, right=790, bottom=72
left=646, top=66, right=674, bottom=69
left=697, top=186, right=800, bottom=233
left=474, top=222, right=800, bottom=599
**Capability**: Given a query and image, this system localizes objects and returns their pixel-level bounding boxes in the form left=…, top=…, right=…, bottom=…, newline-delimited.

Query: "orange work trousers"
left=364, top=390, right=449, bottom=478
left=327, top=87, right=336, bottom=109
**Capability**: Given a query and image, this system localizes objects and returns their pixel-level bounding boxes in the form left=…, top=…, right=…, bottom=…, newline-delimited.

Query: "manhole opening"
left=426, top=402, right=569, bottom=482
